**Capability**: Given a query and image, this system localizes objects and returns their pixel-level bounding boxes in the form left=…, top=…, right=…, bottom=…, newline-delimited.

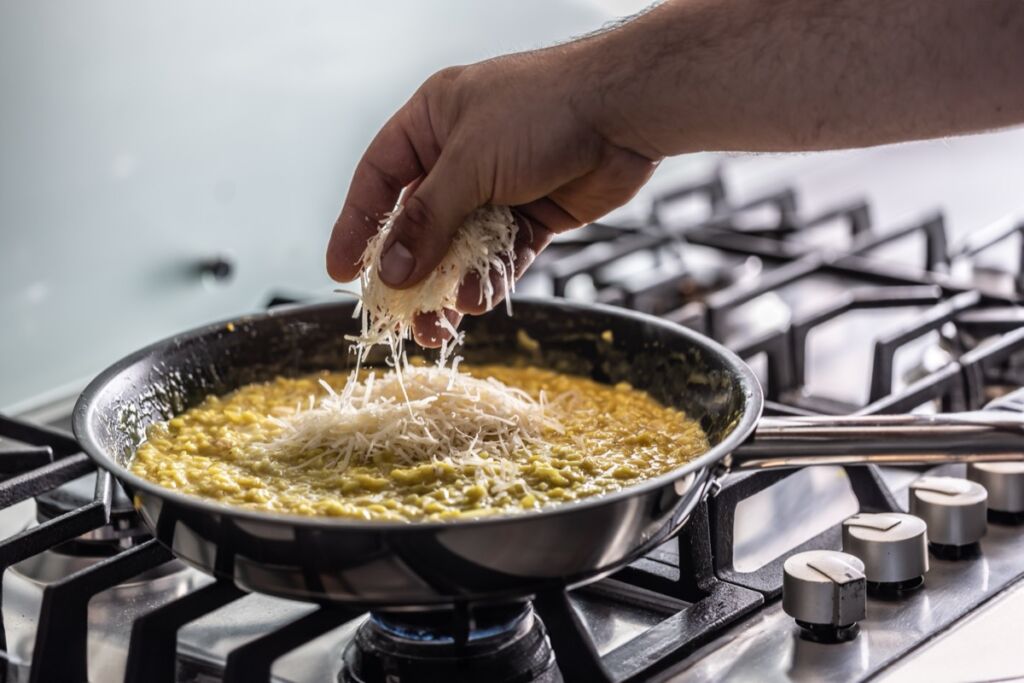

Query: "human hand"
left=326, top=46, right=659, bottom=347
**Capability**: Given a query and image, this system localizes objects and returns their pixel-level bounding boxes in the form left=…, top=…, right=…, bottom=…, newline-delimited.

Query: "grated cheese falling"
left=256, top=203, right=547, bottom=486
left=351, top=204, right=518, bottom=361
left=257, top=365, right=564, bottom=491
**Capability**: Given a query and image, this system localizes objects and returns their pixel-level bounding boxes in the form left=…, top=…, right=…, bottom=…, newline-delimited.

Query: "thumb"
left=378, top=147, right=483, bottom=289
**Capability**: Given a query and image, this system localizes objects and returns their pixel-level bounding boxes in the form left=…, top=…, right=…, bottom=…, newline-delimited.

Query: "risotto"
left=131, top=365, right=709, bottom=522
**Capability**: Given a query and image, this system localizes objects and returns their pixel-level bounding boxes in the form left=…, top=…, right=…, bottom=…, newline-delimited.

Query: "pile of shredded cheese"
left=352, top=204, right=518, bottom=359
left=254, top=203, right=557, bottom=486
left=258, top=364, right=563, bottom=490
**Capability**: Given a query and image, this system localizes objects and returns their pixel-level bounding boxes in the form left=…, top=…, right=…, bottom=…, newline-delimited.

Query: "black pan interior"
left=83, top=298, right=751, bottom=470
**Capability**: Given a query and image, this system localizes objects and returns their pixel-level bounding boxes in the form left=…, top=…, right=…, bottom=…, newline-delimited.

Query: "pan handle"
left=729, top=410, right=1024, bottom=471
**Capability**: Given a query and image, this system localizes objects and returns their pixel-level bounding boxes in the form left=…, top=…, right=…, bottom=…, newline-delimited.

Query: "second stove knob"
left=842, top=512, right=928, bottom=595
left=909, top=476, right=987, bottom=559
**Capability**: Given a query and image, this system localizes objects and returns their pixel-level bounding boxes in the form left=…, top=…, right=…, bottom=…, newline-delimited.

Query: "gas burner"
left=614, top=258, right=765, bottom=318
left=841, top=513, right=929, bottom=597
left=671, top=252, right=764, bottom=307
left=902, top=341, right=958, bottom=390
left=341, top=603, right=557, bottom=683
left=35, top=472, right=148, bottom=555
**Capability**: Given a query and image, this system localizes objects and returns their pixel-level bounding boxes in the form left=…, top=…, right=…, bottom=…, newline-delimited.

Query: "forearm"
left=572, top=0, right=1024, bottom=157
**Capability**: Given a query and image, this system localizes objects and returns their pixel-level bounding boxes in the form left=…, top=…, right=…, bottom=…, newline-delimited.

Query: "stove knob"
left=968, top=462, right=1024, bottom=523
left=782, top=550, right=865, bottom=643
left=909, top=476, right=987, bottom=559
left=842, top=512, right=928, bottom=595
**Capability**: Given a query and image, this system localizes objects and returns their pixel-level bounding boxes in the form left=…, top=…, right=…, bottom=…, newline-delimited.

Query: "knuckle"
left=426, top=65, right=485, bottom=116
left=423, top=66, right=463, bottom=93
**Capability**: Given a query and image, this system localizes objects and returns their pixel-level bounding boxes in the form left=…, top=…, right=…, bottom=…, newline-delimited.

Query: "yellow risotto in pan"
left=131, top=364, right=709, bottom=522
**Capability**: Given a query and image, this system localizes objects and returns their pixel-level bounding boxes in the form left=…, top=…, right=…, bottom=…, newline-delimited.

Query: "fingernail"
left=379, top=240, right=415, bottom=286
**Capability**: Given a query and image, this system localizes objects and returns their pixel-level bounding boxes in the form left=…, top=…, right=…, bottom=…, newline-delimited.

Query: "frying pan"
left=72, top=298, right=1024, bottom=605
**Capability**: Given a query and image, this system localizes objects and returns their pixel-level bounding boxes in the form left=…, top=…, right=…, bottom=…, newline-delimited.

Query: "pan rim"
left=72, top=296, right=764, bottom=531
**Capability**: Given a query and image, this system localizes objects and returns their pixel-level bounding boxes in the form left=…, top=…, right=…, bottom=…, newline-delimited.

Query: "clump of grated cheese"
left=258, top=364, right=563, bottom=490
left=352, top=204, right=518, bottom=360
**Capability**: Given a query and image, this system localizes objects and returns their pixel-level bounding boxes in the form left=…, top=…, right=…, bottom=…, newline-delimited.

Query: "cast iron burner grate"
left=2, top=169, right=1024, bottom=682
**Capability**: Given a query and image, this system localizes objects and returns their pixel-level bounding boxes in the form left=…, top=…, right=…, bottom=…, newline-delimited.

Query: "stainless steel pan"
left=72, top=298, right=1024, bottom=605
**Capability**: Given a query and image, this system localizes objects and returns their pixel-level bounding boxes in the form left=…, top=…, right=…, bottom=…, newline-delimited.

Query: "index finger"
left=326, top=111, right=426, bottom=282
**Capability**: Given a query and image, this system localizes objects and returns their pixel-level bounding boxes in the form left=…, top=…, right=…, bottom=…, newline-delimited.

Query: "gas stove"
left=3, top=156, right=1024, bottom=682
